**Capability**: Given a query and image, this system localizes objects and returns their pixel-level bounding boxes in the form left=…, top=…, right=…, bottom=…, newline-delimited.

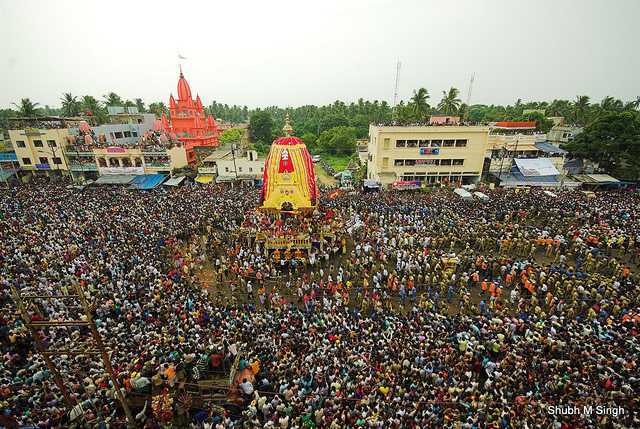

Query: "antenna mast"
left=393, top=60, right=402, bottom=117
left=464, top=73, right=475, bottom=121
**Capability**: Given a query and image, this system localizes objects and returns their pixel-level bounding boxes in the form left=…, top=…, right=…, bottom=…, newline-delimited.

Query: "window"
left=440, top=159, right=452, bottom=165
left=453, top=159, right=464, bottom=166
left=455, top=139, right=467, bottom=147
left=39, top=157, right=49, bottom=165
left=406, top=140, right=418, bottom=148
left=114, top=132, right=124, bottom=139
left=16, top=140, right=26, bottom=148
left=368, top=154, right=373, bottom=161
left=123, top=131, right=132, bottom=138
left=261, top=167, right=264, bottom=172
left=419, top=140, right=430, bottom=147
left=431, top=140, right=442, bottom=147
left=238, top=167, right=243, bottom=172
left=22, top=157, right=32, bottom=165
left=33, top=140, right=43, bottom=148
left=122, top=158, right=132, bottom=167
left=132, top=131, right=138, bottom=137
left=249, top=167, right=253, bottom=172
left=382, top=157, right=389, bottom=168
left=396, top=140, right=406, bottom=148
left=52, top=157, right=62, bottom=165
left=135, top=158, right=142, bottom=167
left=443, top=139, right=455, bottom=147
left=98, top=157, right=107, bottom=167
left=394, top=159, right=405, bottom=166
left=404, top=159, right=416, bottom=166
left=383, top=138, right=390, bottom=149
left=47, top=140, right=57, bottom=147
left=225, top=167, right=229, bottom=172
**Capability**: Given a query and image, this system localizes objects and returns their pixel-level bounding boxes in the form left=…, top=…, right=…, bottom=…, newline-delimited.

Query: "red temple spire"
left=161, top=112, right=169, bottom=130
left=169, top=94, right=177, bottom=110
left=177, top=67, right=192, bottom=101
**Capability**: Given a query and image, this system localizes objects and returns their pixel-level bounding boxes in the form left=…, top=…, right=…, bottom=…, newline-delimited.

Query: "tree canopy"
left=563, top=112, right=640, bottom=179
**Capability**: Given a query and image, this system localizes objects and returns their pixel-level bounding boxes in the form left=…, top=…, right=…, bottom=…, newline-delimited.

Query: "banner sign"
left=392, top=180, right=421, bottom=190
left=106, top=147, right=127, bottom=153
left=35, top=164, right=50, bottom=169
left=420, top=147, right=440, bottom=155
left=98, top=166, right=145, bottom=175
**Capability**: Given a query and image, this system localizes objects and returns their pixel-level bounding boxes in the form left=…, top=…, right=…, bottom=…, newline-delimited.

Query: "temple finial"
left=179, top=64, right=183, bottom=78
left=282, top=112, right=293, bottom=136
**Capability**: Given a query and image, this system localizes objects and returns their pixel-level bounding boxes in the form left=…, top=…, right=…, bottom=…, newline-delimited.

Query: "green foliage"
left=208, top=102, right=249, bottom=123
left=436, top=87, right=461, bottom=115
left=134, top=98, right=146, bottom=113
left=61, top=93, right=81, bottom=116
left=317, top=126, right=357, bottom=156
left=219, top=128, right=245, bottom=145
left=249, top=110, right=275, bottom=145
left=301, top=132, right=318, bottom=152
left=103, top=92, right=124, bottom=107
left=410, top=87, right=430, bottom=119
left=148, top=102, right=168, bottom=118
left=12, top=98, right=40, bottom=117
left=563, top=112, right=640, bottom=179
left=321, top=153, right=352, bottom=171
left=81, top=96, right=108, bottom=124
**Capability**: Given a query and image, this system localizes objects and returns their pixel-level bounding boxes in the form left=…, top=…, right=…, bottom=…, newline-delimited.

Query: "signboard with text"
left=419, top=148, right=440, bottom=155
left=106, top=147, right=127, bottom=153
left=98, top=166, right=145, bottom=175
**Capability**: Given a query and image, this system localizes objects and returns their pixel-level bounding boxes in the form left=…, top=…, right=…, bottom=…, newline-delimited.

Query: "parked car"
left=312, top=155, right=321, bottom=163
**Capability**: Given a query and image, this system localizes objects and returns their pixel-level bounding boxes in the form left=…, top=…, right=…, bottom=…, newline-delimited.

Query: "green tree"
left=134, top=98, right=146, bottom=113
left=317, top=126, right=357, bottom=155
left=563, top=112, right=640, bottom=179
left=410, top=87, right=430, bottom=119
left=61, top=93, right=81, bottom=116
left=249, top=110, right=274, bottom=144
left=148, top=102, right=168, bottom=118
left=437, top=87, right=461, bottom=115
left=301, top=132, right=318, bottom=152
left=572, top=95, right=591, bottom=126
left=103, top=92, right=124, bottom=106
left=12, top=98, right=40, bottom=117
left=219, top=128, right=245, bottom=145
left=81, top=95, right=107, bottom=124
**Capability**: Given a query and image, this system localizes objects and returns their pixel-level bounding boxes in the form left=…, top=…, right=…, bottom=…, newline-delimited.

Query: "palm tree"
left=134, top=98, right=146, bottom=113
left=61, top=93, right=80, bottom=116
left=81, top=95, right=108, bottom=124
left=12, top=98, right=40, bottom=117
left=573, top=95, right=590, bottom=126
left=623, top=98, right=640, bottom=112
left=103, top=92, right=123, bottom=106
left=600, top=96, right=623, bottom=112
left=410, top=88, right=430, bottom=119
left=437, top=87, right=461, bottom=115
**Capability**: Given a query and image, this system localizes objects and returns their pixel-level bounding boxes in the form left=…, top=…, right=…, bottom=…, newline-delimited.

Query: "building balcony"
left=141, top=149, right=169, bottom=155
left=145, top=162, right=171, bottom=168
left=64, top=146, right=94, bottom=156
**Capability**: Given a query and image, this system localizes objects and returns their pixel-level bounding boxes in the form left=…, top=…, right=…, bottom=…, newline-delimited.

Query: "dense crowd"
left=0, top=181, right=639, bottom=428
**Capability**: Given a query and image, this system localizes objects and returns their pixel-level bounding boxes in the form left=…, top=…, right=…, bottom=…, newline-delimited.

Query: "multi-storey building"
left=366, top=123, right=490, bottom=186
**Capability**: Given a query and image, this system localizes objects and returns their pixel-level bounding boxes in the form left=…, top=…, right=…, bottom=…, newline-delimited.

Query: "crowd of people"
left=0, top=180, right=639, bottom=428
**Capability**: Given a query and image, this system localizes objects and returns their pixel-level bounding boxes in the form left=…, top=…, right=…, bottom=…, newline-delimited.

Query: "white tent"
left=473, top=191, right=489, bottom=202
left=543, top=190, right=558, bottom=198
left=514, top=158, right=560, bottom=177
left=454, top=188, right=473, bottom=201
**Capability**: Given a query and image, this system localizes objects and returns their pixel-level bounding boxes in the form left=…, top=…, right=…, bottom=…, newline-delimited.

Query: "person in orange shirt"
left=481, top=280, right=488, bottom=296
left=488, top=281, right=496, bottom=297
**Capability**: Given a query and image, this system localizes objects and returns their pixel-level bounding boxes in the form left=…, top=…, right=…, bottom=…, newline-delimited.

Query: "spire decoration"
left=282, top=113, right=293, bottom=136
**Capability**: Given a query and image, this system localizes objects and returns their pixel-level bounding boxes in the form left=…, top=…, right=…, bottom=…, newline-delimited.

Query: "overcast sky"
left=1, top=0, right=638, bottom=109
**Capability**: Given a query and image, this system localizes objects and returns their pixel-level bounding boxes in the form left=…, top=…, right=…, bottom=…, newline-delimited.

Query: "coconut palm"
left=572, top=95, right=590, bottom=126
left=437, top=87, right=461, bottom=115
left=600, top=96, right=623, bottom=112
left=134, top=98, right=146, bottom=113
left=410, top=87, right=430, bottom=119
left=103, top=92, right=124, bottom=106
left=61, top=93, right=80, bottom=116
left=12, top=98, right=40, bottom=117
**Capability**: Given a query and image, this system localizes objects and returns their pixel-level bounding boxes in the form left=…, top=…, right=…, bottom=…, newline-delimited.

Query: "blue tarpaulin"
left=130, top=174, right=166, bottom=190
